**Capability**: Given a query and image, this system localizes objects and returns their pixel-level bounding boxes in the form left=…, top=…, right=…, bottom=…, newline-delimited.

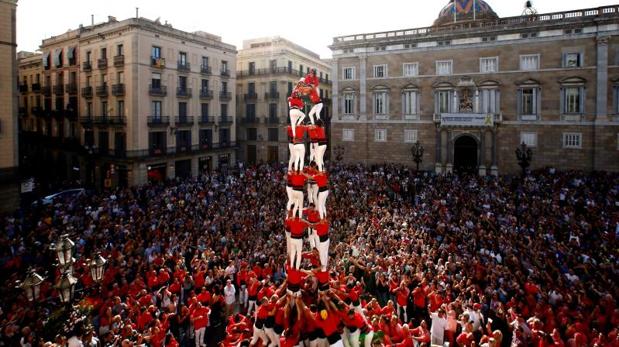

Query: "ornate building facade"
left=329, top=1, right=619, bottom=174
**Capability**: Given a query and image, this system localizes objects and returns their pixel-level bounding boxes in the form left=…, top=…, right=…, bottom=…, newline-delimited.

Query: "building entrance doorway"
left=454, top=135, right=478, bottom=173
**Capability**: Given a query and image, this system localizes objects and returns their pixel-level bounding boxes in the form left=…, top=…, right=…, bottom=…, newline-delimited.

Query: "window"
left=299, top=64, right=304, bottom=76
left=343, top=67, right=355, bottom=80
left=269, top=59, right=277, bottom=71
left=562, top=87, right=584, bottom=114
left=374, top=91, right=388, bottom=115
left=178, top=102, right=187, bottom=117
left=246, top=128, right=257, bottom=141
left=520, top=54, right=540, bottom=71
left=100, top=47, right=107, bottom=59
left=101, top=74, right=107, bottom=86
left=201, top=79, right=209, bottom=90
left=248, top=62, right=255, bottom=75
left=221, top=104, right=228, bottom=117
left=86, top=76, right=92, bottom=87
left=152, top=101, right=162, bottom=117
left=116, top=44, right=124, bottom=56
left=563, top=53, right=582, bottom=68
left=288, top=60, right=292, bottom=72
left=374, top=129, right=387, bottom=142
left=179, top=52, right=187, bottom=65
left=436, top=60, right=452, bottom=75
left=344, top=92, right=355, bottom=114
left=269, top=81, right=277, bottom=94
left=373, top=64, right=387, bottom=78
left=248, top=82, right=255, bottom=94
left=86, top=51, right=92, bottom=63
left=117, top=71, right=124, bottom=84
left=269, top=103, right=277, bottom=118
left=201, top=103, right=209, bottom=118
left=179, top=76, right=187, bottom=90
left=403, top=63, right=418, bottom=77
left=563, top=133, right=582, bottom=149
left=151, top=73, right=161, bottom=88
left=436, top=90, right=451, bottom=114
left=101, top=101, right=108, bottom=116
left=402, top=90, right=419, bottom=117
left=117, top=100, right=125, bottom=117
left=480, top=57, right=498, bottom=73
left=404, top=129, right=418, bottom=143
left=480, top=88, right=499, bottom=114
left=221, top=60, right=228, bottom=73
left=287, top=82, right=293, bottom=95
left=342, top=129, right=354, bottom=142
left=268, top=128, right=278, bottom=142
left=221, top=81, right=228, bottom=93
left=520, top=132, right=537, bottom=147
left=246, top=104, right=256, bottom=119
left=87, top=102, right=92, bottom=117
left=614, top=86, right=619, bottom=114
left=518, top=87, right=539, bottom=120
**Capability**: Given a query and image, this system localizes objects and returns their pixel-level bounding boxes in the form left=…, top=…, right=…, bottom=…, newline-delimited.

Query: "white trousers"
left=363, top=332, right=374, bottom=347
left=330, top=339, right=344, bottom=347
left=288, top=144, right=295, bottom=171
left=308, top=102, right=323, bottom=124
left=314, top=144, right=327, bottom=172
left=343, top=328, right=360, bottom=347
left=239, top=284, right=248, bottom=307
left=289, top=109, right=305, bottom=137
left=308, top=228, right=318, bottom=249
left=317, top=190, right=329, bottom=219
left=291, top=189, right=304, bottom=218
left=307, top=183, right=318, bottom=205
left=317, top=238, right=330, bottom=270
left=286, top=186, right=294, bottom=212
left=265, top=327, right=280, bottom=347
left=285, top=231, right=292, bottom=260
left=195, top=327, right=206, bottom=347
left=397, top=303, right=408, bottom=322
left=289, top=237, right=303, bottom=269
left=247, top=300, right=256, bottom=317
left=250, top=325, right=269, bottom=347
left=292, top=143, right=305, bottom=172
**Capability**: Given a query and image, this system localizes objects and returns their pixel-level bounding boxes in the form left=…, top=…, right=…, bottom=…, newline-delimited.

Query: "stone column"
left=191, top=156, right=199, bottom=178
left=596, top=36, right=609, bottom=121
left=478, top=129, right=486, bottom=176
left=332, top=59, right=339, bottom=120
left=435, top=126, right=442, bottom=174
left=445, top=130, right=453, bottom=174
left=490, top=128, right=498, bottom=176
left=359, top=54, right=367, bottom=120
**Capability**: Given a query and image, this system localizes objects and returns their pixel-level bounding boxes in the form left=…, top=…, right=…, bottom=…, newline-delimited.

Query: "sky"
left=16, top=0, right=618, bottom=59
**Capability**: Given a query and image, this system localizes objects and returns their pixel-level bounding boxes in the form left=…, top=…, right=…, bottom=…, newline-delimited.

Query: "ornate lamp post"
left=411, top=141, right=424, bottom=171
left=52, top=234, right=75, bottom=269
left=89, top=252, right=107, bottom=283
left=515, top=142, right=533, bottom=177
left=19, top=269, right=45, bottom=302
left=55, top=271, right=78, bottom=304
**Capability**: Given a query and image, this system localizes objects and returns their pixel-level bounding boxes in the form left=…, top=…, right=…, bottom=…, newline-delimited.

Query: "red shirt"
left=308, top=126, right=326, bottom=141
left=248, top=281, right=260, bottom=297
left=302, top=251, right=321, bottom=268
left=287, top=126, right=307, bottom=142
left=288, top=93, right=304, bottom=109
left=288, top=218, right=308, bottom=238
left=315, top=220, right=329, bottom=237
left=413, top=287, right=426, bottom=308
left=396, top=287, right=410, bottom=306
left=343, top=312, right=367, bottom=329
left=304, top=73, right=319, bottom=87
left=257, top=303, right=273, bottom=320
left=192, top=306, right=210, bottom=330
left=314, top=172, right=328, bottom=187
left=197, top=290, right=211, bottom=304
left=315, top=270, right=329, bottom=285
left=315, top=310, right=342, bottom=336
left=289, top=172, right=307, bottom=188
left=286, top=265, right=306, bottom=286
left=304, top=208, right=320, bottom=223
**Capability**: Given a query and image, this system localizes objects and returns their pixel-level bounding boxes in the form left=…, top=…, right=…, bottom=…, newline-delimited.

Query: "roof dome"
left=434, top=0, right=498, bottom=26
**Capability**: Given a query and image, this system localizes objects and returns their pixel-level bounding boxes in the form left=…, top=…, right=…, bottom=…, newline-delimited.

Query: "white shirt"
left=430, top=312, right=447, bottom=342
left=224, top=284, right=236, bottom=305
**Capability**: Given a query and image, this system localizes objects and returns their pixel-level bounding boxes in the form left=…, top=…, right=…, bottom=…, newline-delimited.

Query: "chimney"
left=136, top=7, right=139, bottom=18
left=91, top=14, right=94, bottom=26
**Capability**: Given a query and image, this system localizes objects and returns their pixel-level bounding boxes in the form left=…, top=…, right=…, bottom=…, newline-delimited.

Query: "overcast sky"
left=16, top=0, right=618, bottom=59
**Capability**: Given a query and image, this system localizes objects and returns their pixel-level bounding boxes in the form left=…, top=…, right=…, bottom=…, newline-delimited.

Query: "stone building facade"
left=18, top=16, right=237, bottom=188
left=236, top=37, right=331, bottom=164
left=329, top=1, right=619, bottom=174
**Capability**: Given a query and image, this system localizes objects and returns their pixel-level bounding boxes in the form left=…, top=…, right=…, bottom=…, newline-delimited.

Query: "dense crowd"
left=0, top=164, right=617, bottom=347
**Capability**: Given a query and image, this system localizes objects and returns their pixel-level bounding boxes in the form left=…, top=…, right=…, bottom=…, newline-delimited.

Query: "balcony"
left=176, top=144, right=191, bottom=153
left=196, top=142, right=213, bottom=151
left=149, top=85, right=167, bottom=97
left=113, top=55, right=125, bottom=67
left=18, top=107, right=26, bottom=117
left=176, top=87, right=192, bottom=98
left=31, top=83, right=41, bottom=92
left=241, top=117, right=259, bottom=125
left=199, top=116, right=214, bottom=125
left=95, top=116, right=126, bottom=125
left=112, top=84, right=125, bottom=96
left=265, top=91, right=280, bottom=100
left=97, top=58, right=108, bottom=69
left=177, top=61, right=191, bottom=72
left=219, top=116, right=233, bottom=125
left=200, top=65, right=212, bottom=75
left=82, top=61, right=92, bottom=72
left=81, top=86, right=93, bottom=98
left=244, top=92, right=258, bottom=101
left=53, top=84, right=64, bottom=96
left=219, top=91, right=231, bottom=101
left=149, top=147, right=167, bottom=156
left=199, top=89, right=213, bottom=100
left=151, top=57, right=166, bottom=68
left=31, top=106, right=42, bottom=116
left=147, top=116, right=170, bottom=126
left=220, top=70, right=230, bottom=78
left=175, top=116, right=194, bottom=126
left=219, top=141, right=236, bottom=149
left=80, top=116, right=94, bottom=126
left=42, top=85, right=52, bottom=97
left=265, top=116, right=280, bottom=124
left=96, top=85, right=109, bottom=97
left=65, top=83, right=78, bottom=95
left=433, top=112, right=502, bottom=127
left=19, top=84, right=28, bottom=93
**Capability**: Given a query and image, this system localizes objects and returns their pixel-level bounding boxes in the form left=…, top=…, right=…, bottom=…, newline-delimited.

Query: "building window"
left=436, top=90, right=452, bottom=114
left=201, top=103, right=209, bottom=118
left=178, top=76, right=187, bottom=90
left=343, top=67, right=355, bottom=80
left=343, top=92, right=355, bottom=115
left=151, top=46, right=161, bottom=59
left=404, top=129, right=418, bottom=143
left=288, top=82, right=293, bottom=95
left=614, top=86, right=619, bottom=114
left=561, top=87, right=584, bottom=114
left=116, top=44, right=124, bottom=56
left=374, top=91, right=388, bottom=115
left=221, top=60, right=228, bottom=73
left=373, top=64, right=387, bottom=78
left=563, top=53, right=582, bottom=68
left=403, top=63, right=419, bottom=77
left=246, top=128, right=257, bottom=141
left=221, top=103, right=228, bottom=117
left=151, top=73, right=161, bottom=88
left=374, top=129, right=387, bottom=142
left=248, top=62, right=255, bottom=75
left=117, top=100, right=124, bottom=117
left=436, top=60, right=452, bottom=76
left=179, top=51, right=187, bottom=65
left=402, top=90, right=419, bottom=117
left=480, top=88, right=499, bottom=114
left=178, top=102, right=187, bottom=117
left=520, top=132, right=537, bottom=147
left=268, top=128, right=278, bottom=142
left=520, top=54, right=540, bottom=71
left=87, top=102, right=92, bottom=117
left=269, top=103, right=277, bottom=118
left=480, top=57, right=498, bottom=73
left=343, top=129, right=354, bottom=142
left=246, top=104, right=256, bottom=119
left=518, top=87, right=540, bottom=120
left=101, top=101, right=108, bottom=116
left=563, top=132, right=582, bottom=149
left=152, top=101, right=162, bottom=117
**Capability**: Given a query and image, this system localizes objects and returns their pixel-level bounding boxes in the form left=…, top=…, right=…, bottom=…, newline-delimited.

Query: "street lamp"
left=55, top=271, right=78, bottom=304
left=52, top=234, right=75, bottom=268
left=89, top=252, right=107, bottom=283
left=515, top=142, right=533, bottom=177
left=19, top=269, right=45, bottom=302
left=411, top=141, right=424, bottom=171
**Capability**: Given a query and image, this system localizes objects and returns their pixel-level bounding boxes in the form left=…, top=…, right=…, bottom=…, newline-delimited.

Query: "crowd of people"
left=0, top=163, right=617, bottom=347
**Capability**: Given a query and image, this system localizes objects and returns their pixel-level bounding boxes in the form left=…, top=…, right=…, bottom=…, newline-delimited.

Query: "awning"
left=67, top=46, right=75, bottom=60
left=53, top=48, right=62, bottom=67
left=42, top=52, right=50, bottom=68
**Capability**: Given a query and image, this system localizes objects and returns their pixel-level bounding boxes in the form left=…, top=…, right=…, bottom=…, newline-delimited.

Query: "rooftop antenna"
left=136, top=7, right=139, bottom=18
left=523, top=1, right=537, bottom=16
left=91, top=14, right=94, bottom=26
